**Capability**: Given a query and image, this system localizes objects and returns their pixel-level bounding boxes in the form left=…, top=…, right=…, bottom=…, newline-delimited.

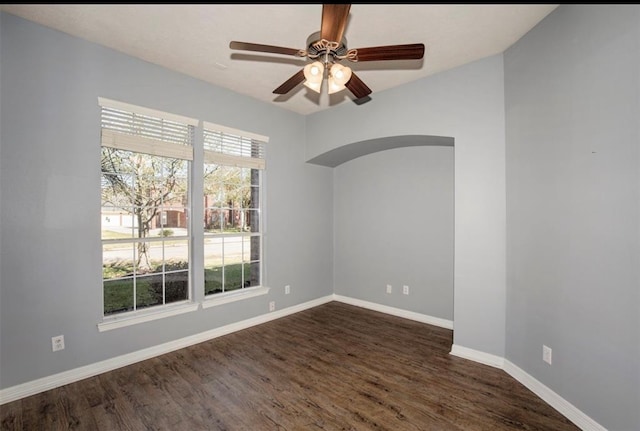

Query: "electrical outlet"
left=285, top=285, right=290, bottom=295
left=269, top=301, right=275, bottom=312
left=403, top=285, right=409, bottom=295
left=52, top=335, right=65, bottom=352
left=386, top=284, right=392, bottom=294
left=543, top=345, right=552, bottom=365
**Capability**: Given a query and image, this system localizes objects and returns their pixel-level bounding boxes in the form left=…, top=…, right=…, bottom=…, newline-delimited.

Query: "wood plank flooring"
left=1, top=302, right=580, bottom=430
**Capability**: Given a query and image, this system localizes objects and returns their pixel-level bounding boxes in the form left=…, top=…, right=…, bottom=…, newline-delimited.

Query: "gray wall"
left=3, top=8, right=638, bottom=430
left=306, top=54, right=507, bottom=357
left=0, top=13, right=333, bottom=388
left=333, top=145, right=454, bottom=320
left=505, top=5, right=639, bottom=430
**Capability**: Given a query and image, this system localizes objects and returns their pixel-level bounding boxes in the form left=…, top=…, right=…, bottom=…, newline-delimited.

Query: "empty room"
left=0, top=4, right=638, bottom=431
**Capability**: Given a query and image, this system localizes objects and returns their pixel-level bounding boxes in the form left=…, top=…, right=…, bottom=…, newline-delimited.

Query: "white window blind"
left=203, top=121, right=268, bottom=169
left=99, top=97, right=196, bottom=160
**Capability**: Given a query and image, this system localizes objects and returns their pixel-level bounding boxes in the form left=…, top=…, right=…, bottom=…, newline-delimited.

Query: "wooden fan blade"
left=345, top=72, right=372, bottom=99
left=273, top=69, right=306, bottom=94
left=321, top=4, right=351, bottom=43
left=351, top=43, right=425, bottom=62
left=230, top=41, right=302, bottom=57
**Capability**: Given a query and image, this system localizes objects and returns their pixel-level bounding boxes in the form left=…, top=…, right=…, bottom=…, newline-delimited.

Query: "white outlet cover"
left=269, top=301, right=275, bottom=311
left=386, top=284, right=392, bottom=294
left=403, top=285, right=409, bottom=295
left=52, top=335, right=65, bottom=352
left=285, top=285, right=290, bottom=294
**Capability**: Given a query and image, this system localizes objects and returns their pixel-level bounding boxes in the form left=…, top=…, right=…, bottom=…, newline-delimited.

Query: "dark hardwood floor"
left=1, top=302, right=580, bottom=430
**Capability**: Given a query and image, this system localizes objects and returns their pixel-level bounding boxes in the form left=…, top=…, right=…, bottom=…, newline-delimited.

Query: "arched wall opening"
left=309, top=135, right=455, bottom=328
left=304, top=54, right=507, bottom=358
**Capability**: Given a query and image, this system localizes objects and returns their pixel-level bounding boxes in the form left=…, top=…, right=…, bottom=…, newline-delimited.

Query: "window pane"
left=101, top=148, right=136, bottom=174
left=249, top=236, right=261, bottom=263
left=222, top=208, right=247, bottom=233
left=164, top=240, right=189, bottom=272
left=224, top=237, right=245, bottom=291
left=250, top=169, right=260, bottom=186
left=245, top=210, right=259, bottom=233
left=224, top=264, right=244, bottom=292
left=104, top=277, right=134, bottom=315
left=103, top=243, right=134, bottom=279
left=101, top=206, right=136, bottom=240
left=218, top=165, right=241, bottom=182
left=132, top=206, right=157, bottom=238
left=136, top=274, right=163, bottom=310
left=161, top=158, right=188, bottom=179
left=166, top=168, right=188, bottom=206
left=135, top=241, right=163, bottom=276
left=246, top=236, right=260, bottom=288
left=204, top=166, right=223, bottom=197
left=239, top=167, right=252, bottom=186
left=241, top=236, right=251, bottom=263
left=223, top=237, right=243, bottom=266
left=205, top=266, right=223, bottom=295
left=158, top=208, right=187, bottom=236
left=222, top=183, right=237, bottom=205
left=202, top=169, right=261, bottom=296
left=165, top=270, right=189, bottom=304
left=204, top=208, right=223, bottom=233
left=167, top=183, right=189, bottom=204
left=249, top=185, right=259, bottom=208
left=204, top=238, right=223, bottom=295
left=247, top=262, right=260, bottom=288
left=101, top=172, right=134, bottom=205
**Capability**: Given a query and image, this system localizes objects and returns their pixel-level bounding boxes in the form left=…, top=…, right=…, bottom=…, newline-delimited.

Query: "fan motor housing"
left=306, top=31, right=348, bottom=58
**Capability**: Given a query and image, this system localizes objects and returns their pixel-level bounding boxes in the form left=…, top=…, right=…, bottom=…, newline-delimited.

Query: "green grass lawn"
left=104, top=271, right=190, bottom=315
left=103, top=261, right=254, bottom=314
left=204, top=263, right=251, bottom=295
left=104, top=277, right=157, bottom=314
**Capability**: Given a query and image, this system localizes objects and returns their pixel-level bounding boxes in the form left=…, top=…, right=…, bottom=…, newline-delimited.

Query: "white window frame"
left=202, top=122, right=268, bottom=308
left=97, top=99, right=271, bottom=329
left=98, top=98, right=198, bottom=329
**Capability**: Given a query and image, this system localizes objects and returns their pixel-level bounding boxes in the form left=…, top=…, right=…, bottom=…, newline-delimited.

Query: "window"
left=202, top=122, right=267, bottom=297
left=99, top=99, right=269, bottom=324
left=99, top=98, right=196, bottom=317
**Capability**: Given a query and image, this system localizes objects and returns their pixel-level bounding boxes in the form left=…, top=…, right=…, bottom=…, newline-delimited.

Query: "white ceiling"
left=1, top=4, right=558, bottom=116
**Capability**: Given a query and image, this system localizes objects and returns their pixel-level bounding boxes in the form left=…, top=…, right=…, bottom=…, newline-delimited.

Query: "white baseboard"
left=449, top=345, right=607, bottom=430
left=503, top=360, right=607, bottom=431
left=332, top=294, right=454, bottom=329
left=449, top=344, right=505, bottom=368
left=0, top=295, right=334, bottom=405
left=0, top=295, right=609, bottom=431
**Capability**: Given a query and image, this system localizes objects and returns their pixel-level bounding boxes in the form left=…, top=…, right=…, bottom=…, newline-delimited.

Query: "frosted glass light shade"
left=328, top=63, right=352, bottom=94
left=331, top=63, right=352, bottom=85
left=303, top=61, right=324, bottom=93
left=304, top=80, right=322, bottom=92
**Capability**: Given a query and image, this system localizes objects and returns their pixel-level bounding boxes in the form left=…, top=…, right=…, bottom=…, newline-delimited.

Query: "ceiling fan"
left=229, top=4, right=425, bottom=100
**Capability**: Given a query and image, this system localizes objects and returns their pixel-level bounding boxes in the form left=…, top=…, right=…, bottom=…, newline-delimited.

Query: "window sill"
left=98, top=302, right=199, bottom=332
left=202, top=285, right=270, bottom=309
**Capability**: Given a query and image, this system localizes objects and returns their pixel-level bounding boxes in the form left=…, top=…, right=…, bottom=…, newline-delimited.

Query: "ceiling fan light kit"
left=327, top=63, right=352, bottom=94
left=229, top=4, right=425, bottom=102
left=303, top=61, right=325, bottom=92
